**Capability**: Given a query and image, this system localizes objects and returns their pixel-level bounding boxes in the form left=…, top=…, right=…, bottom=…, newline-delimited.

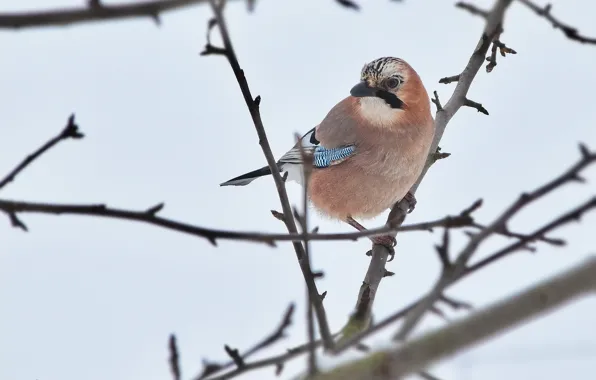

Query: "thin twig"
left=518, top=0, right=596, bottom=44
left=455, top=1, right=489, bottom=18
left=204, top=0, right=334, bottom=349
left=312, top=256, right=596, bottom=380
left=0, top=198, right=481, bottom=242
left=0, top=114, right=83, bottom=191
left=334, top=192, right=595, bottom=355
left=393, top=144, right=596, bottom=340
left=196, top=303, right=295, bottom=379
left=295, top=133, right=319, bottom=375
left=168, top=334, right=181, bottom=380
left=0, top=0, right=238, bottom=29
left=346, top=0, right=514, bottom=340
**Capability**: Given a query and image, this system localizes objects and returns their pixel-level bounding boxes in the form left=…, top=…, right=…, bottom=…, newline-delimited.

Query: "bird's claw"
left=404, top=191, right=417, bottom=213
left=371, top=235, right=397, bottom=261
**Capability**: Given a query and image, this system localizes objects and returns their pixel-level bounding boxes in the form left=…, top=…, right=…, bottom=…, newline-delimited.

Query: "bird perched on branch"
left=220, top=57, right=434, bottom=249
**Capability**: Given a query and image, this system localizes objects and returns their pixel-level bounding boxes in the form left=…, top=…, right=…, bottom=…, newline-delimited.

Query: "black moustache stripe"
left=375, top=90, right=404, bottom=109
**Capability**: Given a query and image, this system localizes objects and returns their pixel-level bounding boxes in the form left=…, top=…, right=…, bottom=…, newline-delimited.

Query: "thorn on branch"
left=151, top=12, right=161, bottom=26
left=462, top=199, right=483, bottom=216
left=431, top=90, right=443, bottom=112
left=168, top=334, right=181, bottom=380
left=435, top=228, right=452, bottom=269
left=320, top=291, right=327, bottom=301
left=293, top=207, right=304, bottom=228
left=485, top=27, right=517, bottom=73
left=281, top=171, right=289, bottom=183
left=432, top=146, right=451, bottom=162
left=198, top=360, right=223, bottom=379
left=275, top=362, right=284, bottom=376
left=384, top=269, right=395, bottom=277
left=246, top=0, right=257, bottom=12
left=439, top=74, right=460, bottom=84
left=455, top=1, right=489, bottom=18
left=336, top=0, right=360, bottom=10
left=440, top=294, right=473, bottom=311
left=355, top=343, right=370, bottom=352
left=463, top=97, right=489, bottom=115
left=201, top=44, right=228, bottom=56
left=271, top=210, right=284, bottom=221
left=464, top=230, right=477, bottom=239
left=579, top=143, right=591, bottom=159
left=146, top=202, right=164, bottom=215
left=88, top=0, right=101, bottom=9
left=254, top=95, right=261, bottom=106
left=312, top=271, right=325, bottom=278
left=62, top=114, right=84, bottom=139
left=429, top=305, right=448, bottom=321
left=224, top=345, right=245, bottom=368
left=8, top=211, right=28, bottom=231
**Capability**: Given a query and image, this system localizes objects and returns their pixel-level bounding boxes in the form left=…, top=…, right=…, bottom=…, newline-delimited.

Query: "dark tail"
left=219, top=166, right=272, bottom=186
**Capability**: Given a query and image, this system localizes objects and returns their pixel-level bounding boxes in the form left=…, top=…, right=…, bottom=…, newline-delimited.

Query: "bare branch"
left=438, top=74, right=460, bottom=84
left=196, top=303, right=296, bottom=379
left=313, top=256, right=596, bottom=380
left=485, top=31, right=517, bottom=73
left=0, top=114, right=83, bottom=191
left=430, top=91, right=443, bottom=112
left=463, top=97, right=489, bottom=115
left=455, top=2, right=489, bottom=18
left=168, top=334, right=181, bottom=380
left=0, top=198, right=484, bottom=244
left=335, top=0, right=360, bottom=11
left=295, top=133, right=319, bottom=376
left=345, top=0, right=515, bottom=338
left=394, top=144, right=596, bottom=340
left=333, top=190, right=596, bottom=356
left=0, top=0, right=240, bottom=29
left=203, top=0, right=334, bottom=349
left=518, top=0, right=596, bottom=44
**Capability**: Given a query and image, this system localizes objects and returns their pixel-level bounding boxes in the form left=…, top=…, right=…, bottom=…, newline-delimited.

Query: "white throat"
left=358, top=97, right=400, bottom=127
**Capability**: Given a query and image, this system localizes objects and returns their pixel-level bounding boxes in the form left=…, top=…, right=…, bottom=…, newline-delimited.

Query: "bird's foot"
left=404, top=191, right=417, bottom=214
left=371, top=235, right=397, bottom=261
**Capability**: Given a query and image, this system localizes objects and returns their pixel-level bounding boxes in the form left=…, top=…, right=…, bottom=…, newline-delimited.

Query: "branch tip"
left=463, top=98, right=489, bottom=115
left=168, top=334, right=181, bottom=380
left=438, top=74, right=460, bottom=84
left=224, top=345, right=245, bottom=368
left=146, top=202, right=164, bottom=215
left=455, top=1, right=489, bottom=18
left=431, top=90, right=443, bottom=111
left=335, top=0, right=360, bottom=11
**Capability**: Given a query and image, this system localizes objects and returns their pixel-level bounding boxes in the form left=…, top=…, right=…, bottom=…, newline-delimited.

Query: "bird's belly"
left=308, top=162, right=417, bottom=220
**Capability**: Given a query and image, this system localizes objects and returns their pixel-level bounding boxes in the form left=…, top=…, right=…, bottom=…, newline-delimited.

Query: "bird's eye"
left=386, top=77, right=401, bottom=89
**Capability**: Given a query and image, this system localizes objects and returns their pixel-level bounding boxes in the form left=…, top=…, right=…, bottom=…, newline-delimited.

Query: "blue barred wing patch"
left=313, top=145, right=356, bottom=168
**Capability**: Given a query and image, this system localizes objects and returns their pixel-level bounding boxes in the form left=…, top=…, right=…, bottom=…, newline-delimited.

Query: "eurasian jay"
left=220, top=57, right=435, bottom=248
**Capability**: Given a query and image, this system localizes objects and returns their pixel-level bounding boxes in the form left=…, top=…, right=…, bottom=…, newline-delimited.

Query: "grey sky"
left=1, top=1, right=595, bottom=379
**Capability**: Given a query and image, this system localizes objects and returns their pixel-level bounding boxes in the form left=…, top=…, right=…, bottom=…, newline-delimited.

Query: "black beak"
left=350, top=81, right=377, bottom=98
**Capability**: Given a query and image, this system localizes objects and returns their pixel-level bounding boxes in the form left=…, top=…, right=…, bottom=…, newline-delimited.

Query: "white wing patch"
left=278, top=127, right=319, bottom=165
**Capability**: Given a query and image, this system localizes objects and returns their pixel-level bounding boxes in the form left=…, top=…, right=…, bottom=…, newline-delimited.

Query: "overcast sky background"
left=1, top=1, right=595, bottom=380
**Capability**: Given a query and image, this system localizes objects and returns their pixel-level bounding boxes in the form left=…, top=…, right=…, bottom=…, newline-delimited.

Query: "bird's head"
left=350, top=57, right=430, bottom=127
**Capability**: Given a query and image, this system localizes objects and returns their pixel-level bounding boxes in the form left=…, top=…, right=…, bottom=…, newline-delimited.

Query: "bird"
left=220, top=57, right=435, bottom=249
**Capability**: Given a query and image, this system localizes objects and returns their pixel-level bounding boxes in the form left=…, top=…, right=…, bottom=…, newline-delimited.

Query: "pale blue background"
left=1, top=1, right=595, bottom=379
